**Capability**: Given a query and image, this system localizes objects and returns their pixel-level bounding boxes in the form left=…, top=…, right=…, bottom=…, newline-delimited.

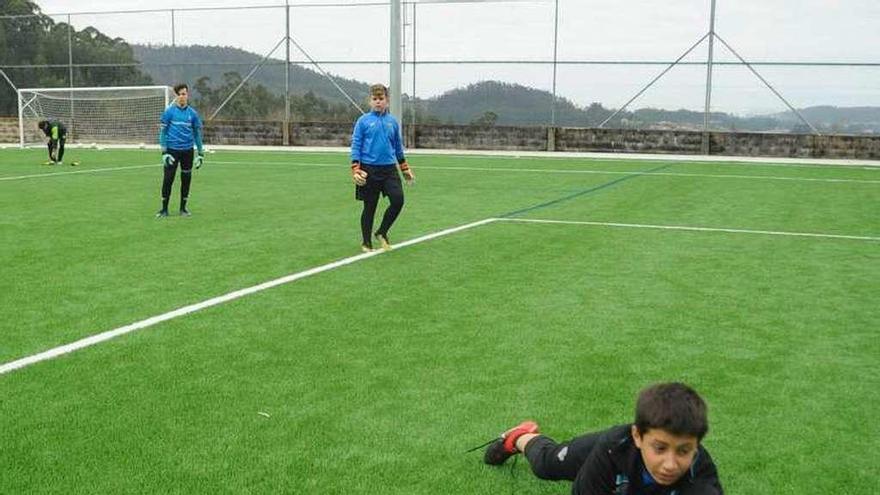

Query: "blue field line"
left=500, top=162, right=675, bottom=218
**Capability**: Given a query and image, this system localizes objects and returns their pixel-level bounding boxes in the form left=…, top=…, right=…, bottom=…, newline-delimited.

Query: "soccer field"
left=1, top=147, right=878, bottom=494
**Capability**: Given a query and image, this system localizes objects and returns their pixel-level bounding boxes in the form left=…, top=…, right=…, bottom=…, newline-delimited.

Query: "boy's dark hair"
left=173, top=83, right=188, bottom=95
left=634, top=382, right=709, bottom=440
left=38, top=120, right=49, bottom=129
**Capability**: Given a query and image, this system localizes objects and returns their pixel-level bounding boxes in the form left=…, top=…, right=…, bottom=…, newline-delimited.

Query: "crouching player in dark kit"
left=157, top=83, right=204, bottom=218
left=479, top=382, right=724, bottom=495
left=350, top=83, right=415, bottom=252
left=38, top=119, right=68, bottom=165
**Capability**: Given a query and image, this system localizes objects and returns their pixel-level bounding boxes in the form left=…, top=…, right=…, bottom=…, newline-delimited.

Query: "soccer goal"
left=17, top=86, right=175, bottom=147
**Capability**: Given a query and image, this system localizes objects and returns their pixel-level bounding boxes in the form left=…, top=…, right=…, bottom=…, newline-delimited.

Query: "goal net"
left=17, top=86, right=175, bottom=147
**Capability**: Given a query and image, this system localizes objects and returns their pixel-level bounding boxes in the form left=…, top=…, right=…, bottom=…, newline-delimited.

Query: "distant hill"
left=422, top=82, right=878, bottom=133
left=770, top=106, right=880, bottom=134
left=420, top=81, right=775, bottom=131
left=420, top=81, right=600, bottom=127
left=772, top=106, right=880, bottom=123
left=132, top=44, right=371, bottom=105
left=132, top=44, right=878, bottom=134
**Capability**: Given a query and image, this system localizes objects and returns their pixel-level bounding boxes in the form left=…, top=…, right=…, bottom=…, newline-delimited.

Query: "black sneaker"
left=483, top=421, right=540, bottom=465
left=179, top=208, right=191, bottom=217
left=155, top=209, right=169, bottom=218
left=483, top=440, right=513, bottom=466
left=374, top=232, right=391, bottom=250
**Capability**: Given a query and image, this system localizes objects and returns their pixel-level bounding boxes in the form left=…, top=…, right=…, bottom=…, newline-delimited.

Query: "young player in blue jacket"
left=157, top=83, right=204, bottom=217
left=350, top=84, right=415, bottom=252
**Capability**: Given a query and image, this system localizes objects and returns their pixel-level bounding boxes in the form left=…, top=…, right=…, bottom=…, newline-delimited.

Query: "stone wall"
left=555, top=128, right=704, bottom=154
left=0, top=118, right=18, bottom=143
left=3, top=116, right=877, bottom=160
left=290, top=122, right=352, bottom=147
left=707, top=132, right=880, bottom=159
left=414, top=124, right=548, bottom=151
left=429, top=125, right=880, bottom=160
left=815, top=134, right=880, bottom=159
left=201, top=121, right=353, bottom=147
left=203, top=120, right=283, bottom=146
left=710, top=132, right=815, bottom=158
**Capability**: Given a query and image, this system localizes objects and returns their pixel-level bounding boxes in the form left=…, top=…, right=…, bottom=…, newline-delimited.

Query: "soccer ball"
left=139, top=143, right=146, bottom=149
left=90, top=142, right=98, bottom=149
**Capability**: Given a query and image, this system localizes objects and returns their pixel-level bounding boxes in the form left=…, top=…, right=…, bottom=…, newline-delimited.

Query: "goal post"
left=17, top=85, right=175, bottom=147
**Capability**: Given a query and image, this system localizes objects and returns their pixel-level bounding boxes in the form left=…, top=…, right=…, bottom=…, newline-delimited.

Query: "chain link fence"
left=2, top=0, right=879, bottom=137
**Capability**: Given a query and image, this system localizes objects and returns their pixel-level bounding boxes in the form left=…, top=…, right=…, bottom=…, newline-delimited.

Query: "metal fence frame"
left=2, top=0, right=879, bottom=145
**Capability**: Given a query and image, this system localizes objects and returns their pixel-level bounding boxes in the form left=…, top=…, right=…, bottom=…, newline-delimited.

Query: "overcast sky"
left=29, top=0, right=880, bottom=114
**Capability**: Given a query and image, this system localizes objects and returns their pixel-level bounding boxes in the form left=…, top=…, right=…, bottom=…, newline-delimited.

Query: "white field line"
left=209, top=160, right=880, bottom=185
left=136, top=145, right=880, bottom=168
left=410, top=151, right=880, bottom=170
left=0, top=218, right=498, bottom=376
left=0, top=163, right=158, bottom=181
left=7, top=144, right=878, bottom=168
left=3, top=159, right=876, bottom=185
left=416, top=165, right=880, bottom=185
left=498, top=217, right=880, bottom=242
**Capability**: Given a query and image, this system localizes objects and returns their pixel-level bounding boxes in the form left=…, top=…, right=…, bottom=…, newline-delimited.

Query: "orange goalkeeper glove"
left=399, top=161, right=414, bottom=185
left=352, top=162, right=367, bottom=186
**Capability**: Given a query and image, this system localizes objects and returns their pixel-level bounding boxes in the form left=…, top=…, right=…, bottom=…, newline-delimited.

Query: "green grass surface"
left=1, top=148, right=878, bottom=494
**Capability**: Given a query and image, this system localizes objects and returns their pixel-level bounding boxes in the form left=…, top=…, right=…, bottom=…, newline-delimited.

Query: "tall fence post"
left=702, top=0, right=717, bottom=154
left=390, top=0, right=402, bottom=135
left=171, top=9, right=177, bottom=84
left=550, top=0, right=559, bottom=127
left=410, top=3, right=417, bottom=148
left=67, top=14, right=75, bottom=141
left=284, top=0, right=291, bottom=146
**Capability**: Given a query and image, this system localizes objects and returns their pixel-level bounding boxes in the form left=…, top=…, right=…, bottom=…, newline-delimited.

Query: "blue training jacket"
left=350, top=110, right=405, bottom=166
left=159, top=104, right=203, bottom=152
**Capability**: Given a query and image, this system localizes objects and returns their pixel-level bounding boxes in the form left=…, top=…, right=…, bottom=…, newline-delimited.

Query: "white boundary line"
left=204, top=160, right=880, bottom=185
left=3, top=156, right=876, bottom=184
left=3, top=213, right=875, bottom=376
left=498, top=217, right=880, bottom=242
left=338, top=161, right=878, bottom=185
left=413, top=165, right=880, bottom=185
left=0, top=163, right=157, bottom=182
left=0, top=218, right=497, bottom=376
left=60, top=144, right=872, bottom=168
left=4, top=159, right=877, bottom=185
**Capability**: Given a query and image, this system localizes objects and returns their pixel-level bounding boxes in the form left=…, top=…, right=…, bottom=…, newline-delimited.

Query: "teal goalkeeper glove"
left=195, top=151, right=204, bottom=169
left=162, top=152, right=174, bottom=167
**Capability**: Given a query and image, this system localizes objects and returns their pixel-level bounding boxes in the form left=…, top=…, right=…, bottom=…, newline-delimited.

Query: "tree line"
left=192, top=71, right=361, bottom=122
left=0, top=0, right=151, bottom=115
left=0, top=3, right=381, bottom=123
